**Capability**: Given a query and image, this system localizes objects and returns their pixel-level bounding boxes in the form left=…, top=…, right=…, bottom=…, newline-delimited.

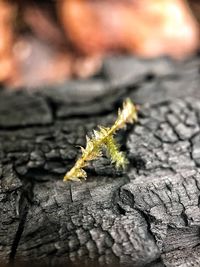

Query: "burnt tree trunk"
left=0, top=56, right=200, bottom=267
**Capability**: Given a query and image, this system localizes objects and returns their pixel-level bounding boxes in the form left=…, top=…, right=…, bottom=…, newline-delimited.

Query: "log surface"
left=0, top=56, right=200, bottom=267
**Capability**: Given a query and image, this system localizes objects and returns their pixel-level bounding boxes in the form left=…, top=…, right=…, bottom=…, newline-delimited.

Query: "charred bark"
left=0, top=56, right=200, bottom=267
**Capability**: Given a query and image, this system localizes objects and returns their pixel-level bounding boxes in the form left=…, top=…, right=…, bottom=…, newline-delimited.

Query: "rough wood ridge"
left=0, top=56, right=200, bottom=267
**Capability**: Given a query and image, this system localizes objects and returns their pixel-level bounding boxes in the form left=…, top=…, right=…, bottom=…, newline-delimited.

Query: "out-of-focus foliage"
left=0, top=0, right=199, bottom=88
left=60, top=0, right=199, bottom=58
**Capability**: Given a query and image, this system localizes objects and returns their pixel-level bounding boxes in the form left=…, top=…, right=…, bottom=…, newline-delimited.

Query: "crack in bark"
left=9, top=199, right=28, bottom=263
left=9, top=170, right=35, bottom=263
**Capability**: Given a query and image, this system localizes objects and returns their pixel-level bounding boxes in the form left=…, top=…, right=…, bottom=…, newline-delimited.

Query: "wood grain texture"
left=0, top=55, right=200, bottom=267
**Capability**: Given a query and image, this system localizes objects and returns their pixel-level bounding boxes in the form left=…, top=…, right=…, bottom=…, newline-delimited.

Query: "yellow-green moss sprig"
left=63, top=98, right=138, bottom=182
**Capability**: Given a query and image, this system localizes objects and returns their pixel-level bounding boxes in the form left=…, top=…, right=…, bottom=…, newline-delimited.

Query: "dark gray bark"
left=0, top=56, right=200, bottom=267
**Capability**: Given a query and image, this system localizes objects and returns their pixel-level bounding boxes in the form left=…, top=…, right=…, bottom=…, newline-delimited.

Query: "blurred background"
left=0, top=0, right=199, bottom=89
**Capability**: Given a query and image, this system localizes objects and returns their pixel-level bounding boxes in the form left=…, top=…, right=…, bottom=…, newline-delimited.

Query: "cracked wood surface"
left=0, top=56, right=200, bottom=267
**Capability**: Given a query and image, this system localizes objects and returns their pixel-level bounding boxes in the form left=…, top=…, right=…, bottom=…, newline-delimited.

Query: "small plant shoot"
left=63, top=98, right=138, bottom=182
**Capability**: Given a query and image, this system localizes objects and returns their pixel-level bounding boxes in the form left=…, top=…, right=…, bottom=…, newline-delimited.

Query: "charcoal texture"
left=0, top=56, right=200, bottom=267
